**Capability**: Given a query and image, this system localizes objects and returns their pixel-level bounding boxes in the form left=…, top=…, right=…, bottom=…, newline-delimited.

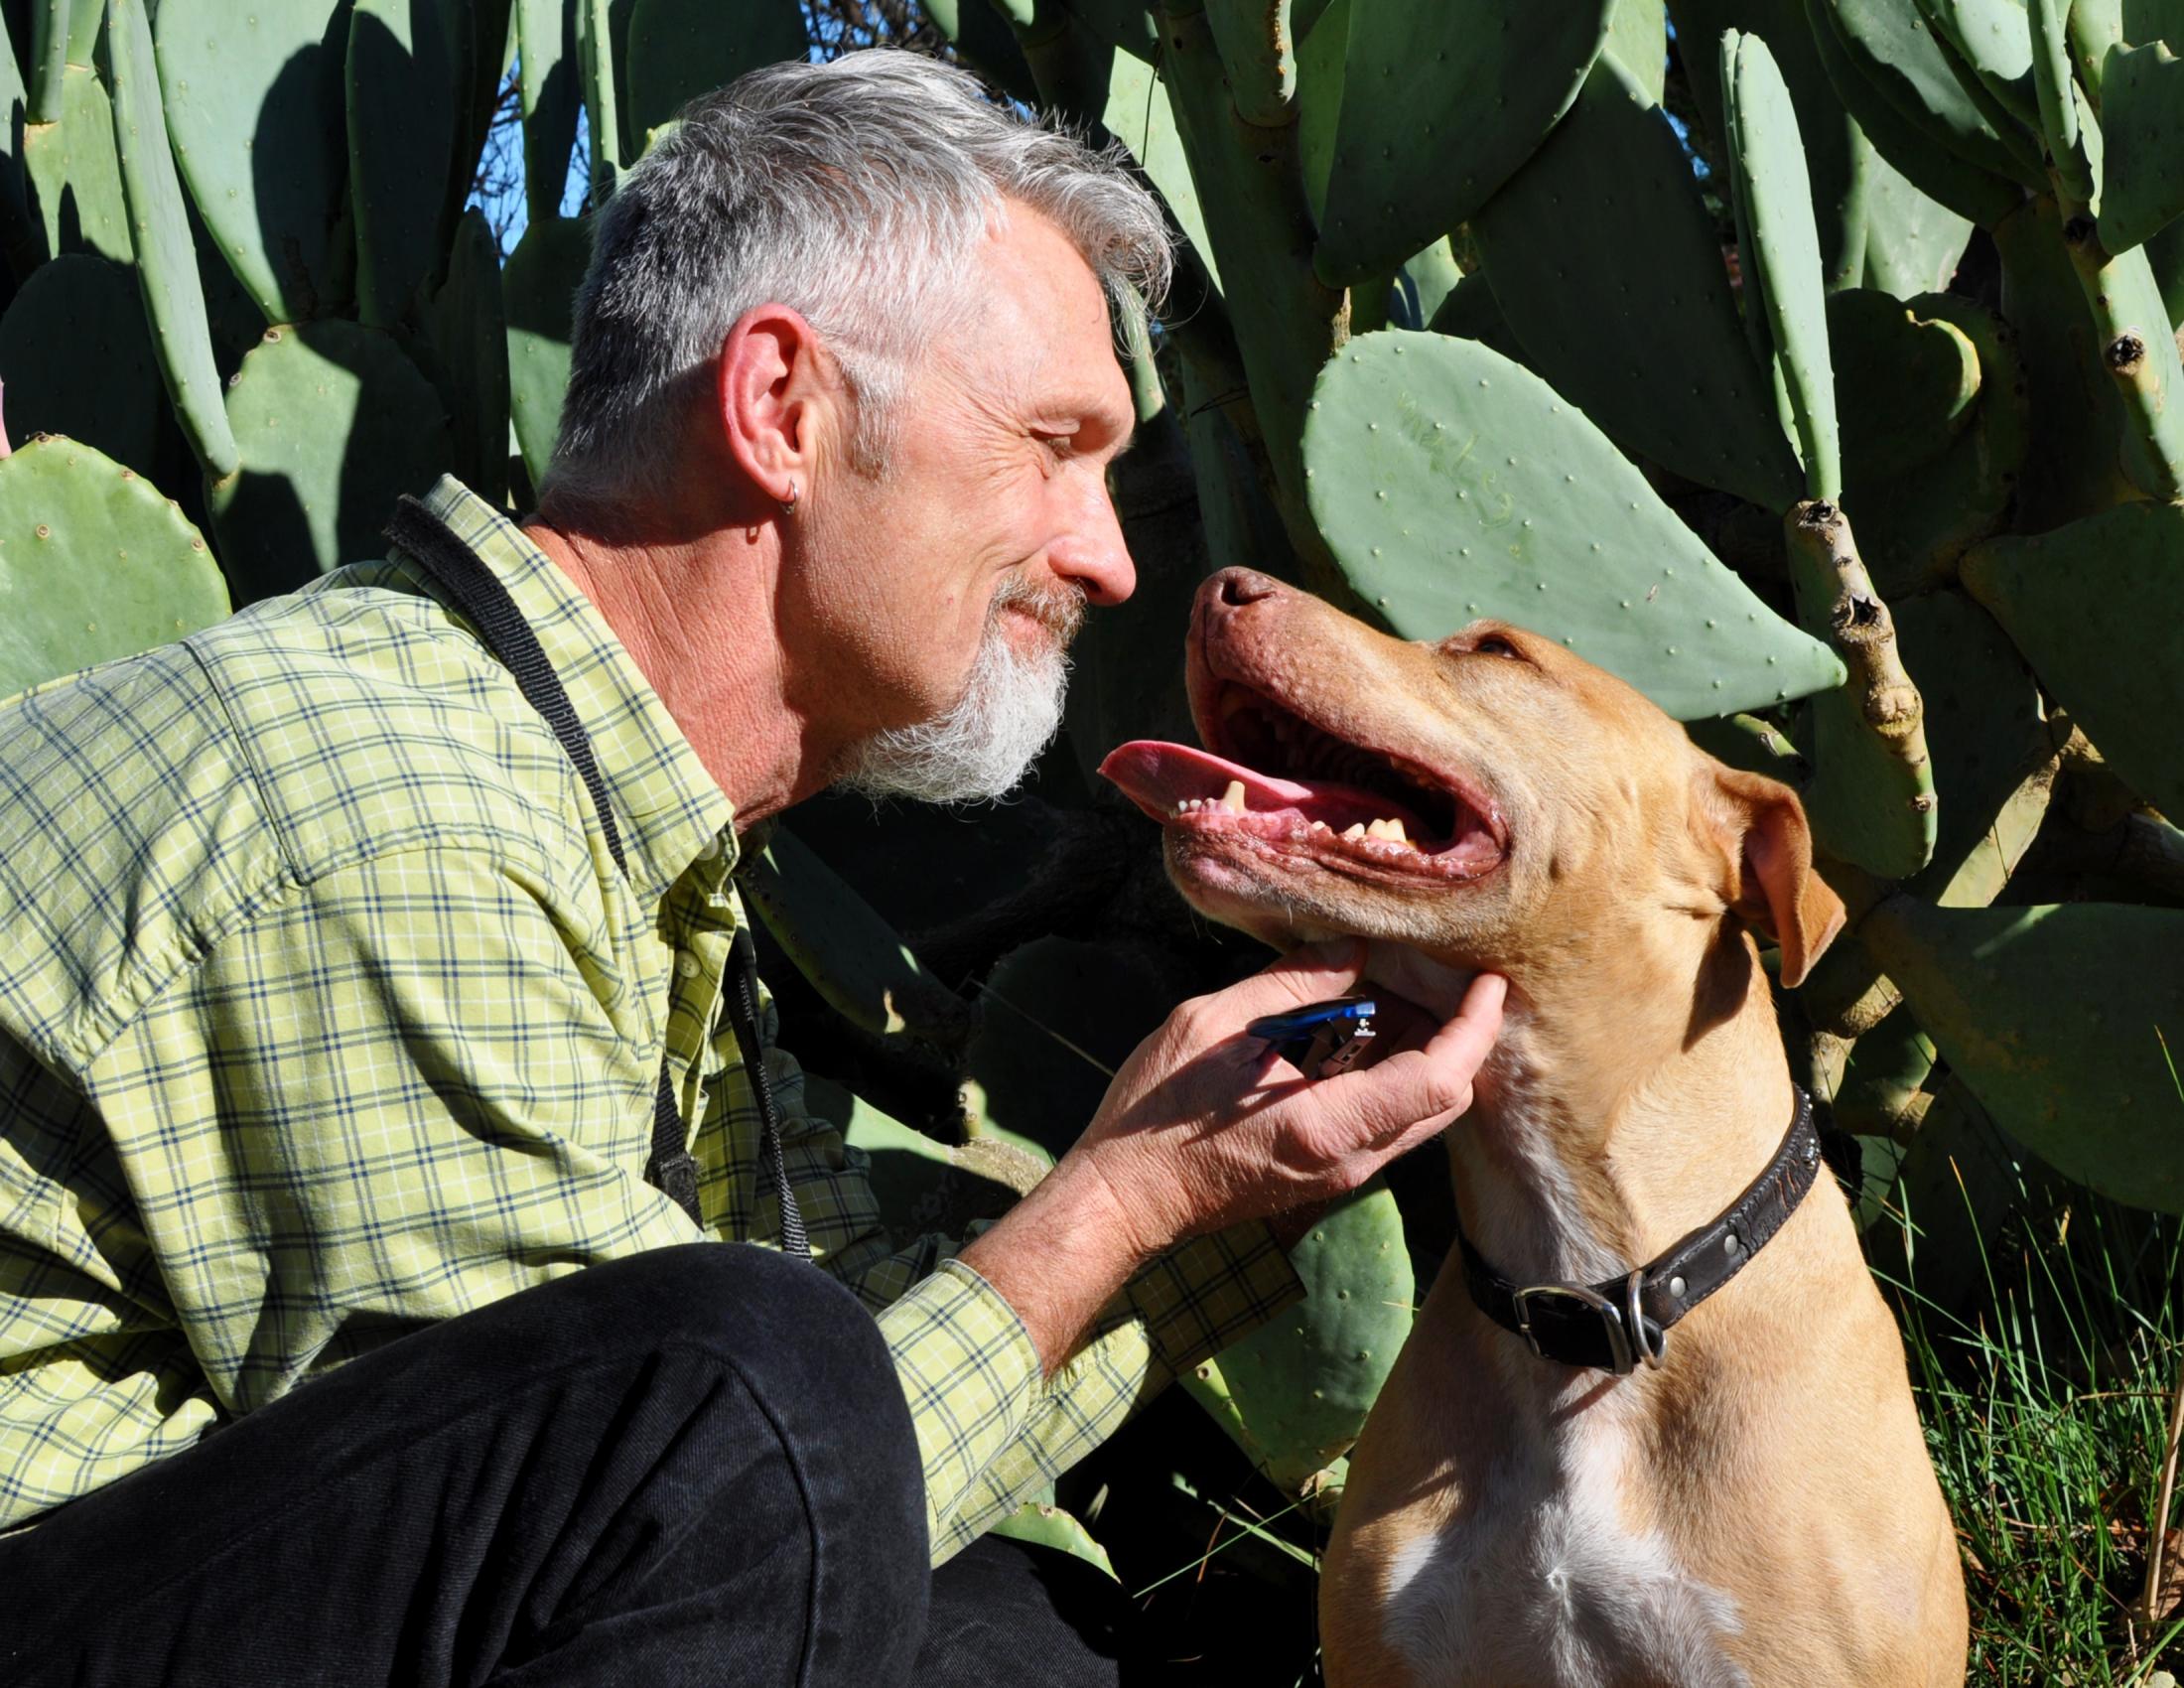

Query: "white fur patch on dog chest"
left=1376, top=1406, right=1749, bottom=1688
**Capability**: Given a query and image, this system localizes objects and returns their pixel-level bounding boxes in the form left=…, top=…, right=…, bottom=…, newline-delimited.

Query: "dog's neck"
left=1446, top=937, right=1798, bottom=1291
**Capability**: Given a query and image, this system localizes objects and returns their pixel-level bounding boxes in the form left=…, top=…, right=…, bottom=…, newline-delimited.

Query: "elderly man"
left=0, top=52, right=1502, bottom=1687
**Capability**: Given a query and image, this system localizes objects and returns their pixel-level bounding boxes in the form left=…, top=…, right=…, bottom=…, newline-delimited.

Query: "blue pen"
left=1245, top=997, right=1378, bottom=1078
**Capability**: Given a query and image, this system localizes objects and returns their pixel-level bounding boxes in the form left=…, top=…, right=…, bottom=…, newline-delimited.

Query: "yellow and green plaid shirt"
left=0, top=476, right=1299, bottom=1560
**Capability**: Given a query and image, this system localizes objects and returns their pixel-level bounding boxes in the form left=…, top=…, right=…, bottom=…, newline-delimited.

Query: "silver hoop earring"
left=779, top=479, right=799, bottom=517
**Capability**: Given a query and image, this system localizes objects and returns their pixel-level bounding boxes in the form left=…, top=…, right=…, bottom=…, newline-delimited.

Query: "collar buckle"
left=1511, top=1280, right=1636, bottom=1376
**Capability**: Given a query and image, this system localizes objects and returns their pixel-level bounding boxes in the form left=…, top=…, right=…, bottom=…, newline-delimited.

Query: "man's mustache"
left=991, top=576, right=1088, bottom=647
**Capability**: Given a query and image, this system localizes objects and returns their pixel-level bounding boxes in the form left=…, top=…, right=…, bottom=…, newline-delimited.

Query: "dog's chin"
left=1164, top=831, right=1495, bottom=956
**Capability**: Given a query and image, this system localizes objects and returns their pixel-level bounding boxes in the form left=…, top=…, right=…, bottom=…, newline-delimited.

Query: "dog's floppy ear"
left=1706, top=766, right=1845, bottom=988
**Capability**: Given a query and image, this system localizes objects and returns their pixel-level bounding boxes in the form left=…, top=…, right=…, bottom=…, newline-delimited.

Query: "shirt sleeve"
left=694, top=982, right=1304, bottom=1565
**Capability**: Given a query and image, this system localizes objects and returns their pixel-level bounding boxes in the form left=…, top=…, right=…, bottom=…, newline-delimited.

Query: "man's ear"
left=1706, top=765, right=1846, bottom=988
left=716, top=305, right=828, bottom=506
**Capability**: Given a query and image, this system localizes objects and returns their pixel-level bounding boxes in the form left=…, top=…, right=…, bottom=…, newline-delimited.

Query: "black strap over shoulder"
left=1456, top=1088, right=1821, bottom=1375
left=385, top=496, right=807, bottom=1255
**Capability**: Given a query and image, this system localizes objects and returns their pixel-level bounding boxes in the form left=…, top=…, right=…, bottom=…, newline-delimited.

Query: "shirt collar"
left=399, top=476, right=738, bottom=900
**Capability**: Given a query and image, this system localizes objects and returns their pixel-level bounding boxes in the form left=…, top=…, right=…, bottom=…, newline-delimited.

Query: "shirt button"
left=675, top=950, right=700, bottom=979
left=695, top=832, right=724, bottom=862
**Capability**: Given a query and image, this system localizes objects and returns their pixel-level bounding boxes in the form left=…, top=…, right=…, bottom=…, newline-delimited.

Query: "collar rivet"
left=1668, top=1275, right=1687, bottom=1298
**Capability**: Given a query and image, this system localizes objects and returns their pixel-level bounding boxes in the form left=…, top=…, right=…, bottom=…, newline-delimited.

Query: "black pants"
left=0, top=1245, right=1137, bottom=1687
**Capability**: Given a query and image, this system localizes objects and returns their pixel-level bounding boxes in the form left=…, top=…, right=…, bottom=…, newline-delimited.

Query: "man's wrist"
left=956, top=1155, right=1161, bottom=1375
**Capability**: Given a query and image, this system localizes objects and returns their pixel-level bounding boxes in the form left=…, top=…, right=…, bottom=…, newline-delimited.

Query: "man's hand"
left=958, top=941, right=1505, bottom=1371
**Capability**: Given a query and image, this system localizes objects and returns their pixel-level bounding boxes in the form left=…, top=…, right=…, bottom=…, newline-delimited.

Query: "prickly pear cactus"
left=0, top=437, right=228, bottom=700
left=1180, top=1184, right=1413, bottom=1497
left=1302, top=330, right=1843, bottom=717
left=210, top=320, right=454, bottom=599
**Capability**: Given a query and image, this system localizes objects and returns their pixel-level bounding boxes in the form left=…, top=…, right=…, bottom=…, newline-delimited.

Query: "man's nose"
left=1046, top=476, right=1136, bottom=607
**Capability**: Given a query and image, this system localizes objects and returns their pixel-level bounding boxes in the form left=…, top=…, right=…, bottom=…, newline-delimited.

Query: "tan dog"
left=1102, top=569, right=1966, bottom=1687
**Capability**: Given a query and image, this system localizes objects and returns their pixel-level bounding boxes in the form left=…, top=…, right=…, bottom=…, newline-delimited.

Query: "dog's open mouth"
left=1099, top=680, right=1507, bottom=883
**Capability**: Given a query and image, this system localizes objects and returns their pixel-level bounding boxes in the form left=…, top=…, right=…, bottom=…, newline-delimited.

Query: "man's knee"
left=547, top=1243, right=901, bottom=1421
left=539, top=1244, right=930, bottom=1588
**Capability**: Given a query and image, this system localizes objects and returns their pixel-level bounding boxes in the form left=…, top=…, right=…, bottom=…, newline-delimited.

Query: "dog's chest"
left=1373, top=1405, right=1750, bottom=1688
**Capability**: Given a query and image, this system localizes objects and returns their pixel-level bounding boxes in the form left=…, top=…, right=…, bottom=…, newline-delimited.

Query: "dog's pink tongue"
left=1099, top=741, right=1311, bottom=821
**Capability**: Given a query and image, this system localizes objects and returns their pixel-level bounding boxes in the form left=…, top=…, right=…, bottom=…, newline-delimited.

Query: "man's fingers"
left=1318, top=970, right=1506, bottom=1134
left=1417, top=969, right=1507, bottom=1078
left=1203, top=939, right=1369, bottom=1022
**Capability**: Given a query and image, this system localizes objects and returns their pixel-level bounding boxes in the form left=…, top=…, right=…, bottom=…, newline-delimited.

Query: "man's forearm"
left=955, top=1158, right=1154, bottom=1375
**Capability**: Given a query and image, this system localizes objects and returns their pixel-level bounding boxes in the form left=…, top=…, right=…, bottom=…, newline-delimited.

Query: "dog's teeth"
left=1310, top=819, right=1330, bottom=833
left=1221, top=780, right=1248, bottom=814
left=1341, top=823, right=1366, bottom=841
left=1383, top=817, right=1408, bottom=843
left=1366, top=818, right=1393, bottom=840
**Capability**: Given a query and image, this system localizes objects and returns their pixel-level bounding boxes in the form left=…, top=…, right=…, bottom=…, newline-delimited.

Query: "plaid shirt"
left=0, top=476, right=1299, bottom=1559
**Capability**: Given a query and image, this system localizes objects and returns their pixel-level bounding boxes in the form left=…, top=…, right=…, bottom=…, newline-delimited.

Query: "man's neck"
left=522, top=514, right=826, bottom=830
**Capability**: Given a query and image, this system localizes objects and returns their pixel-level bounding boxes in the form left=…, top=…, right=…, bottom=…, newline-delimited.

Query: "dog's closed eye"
left=1443, top=627, right=1529, bottom=663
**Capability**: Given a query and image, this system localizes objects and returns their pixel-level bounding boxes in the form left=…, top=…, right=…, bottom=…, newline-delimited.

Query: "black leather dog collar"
left=1455, top=1088, right=1821, bottom=1375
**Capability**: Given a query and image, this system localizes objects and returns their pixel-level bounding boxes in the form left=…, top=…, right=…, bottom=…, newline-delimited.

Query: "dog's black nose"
left=1212, top=568, right=1284, bottom=608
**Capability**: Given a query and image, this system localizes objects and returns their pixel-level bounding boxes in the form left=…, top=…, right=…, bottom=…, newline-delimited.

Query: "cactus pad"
left=1991, top=197, right=2138, bottom=525
left=1605, top=0, right=1668, bottom=100
left=1474, top=56, right=1804, bottom=513
left=1723, top=29, right=1842, bottom=501
left=1831, top=1002, right=1938, bottom=1139
left=1891, top=588, right=2050, bottom=910
left=504, top=213, right=591, bottom=492
left=210, top=319, right=453, bottom=602
left=808, top=1077, right=1050, bottom=1244
left=0, top=254, right=161, bottom=476
left=1819, top=0, right=2038, bottom=187
left=1098, top=47, right=1216, bottom=295
left=346, top=0, right=459, bottom=331
left=1180, top=1183, right=1413, bottom=1497
left=516, top=0, right=581, bottom=227
left=1857, top=141, right=1975, bottom=296
left=104, top=0, right=241, bottom=481
left=1862, top=896, right=2184, bottom=1212
left=1302, top=330, right=1843, bottom=718
left=1297, top=0, right=1346, bottom=224
left=741, top=823, right=971, bottom=1045
left=22, top=63, right=130, bottom=268
left=1962, top=501, right=2184, bottom=820
left=1829, top=288, right=1981, bottom=485
left=987, top=1503, right=1117, bottom=1580
left=156, top=0, right=351, bottom=325
left=0, top=437, right=229, bottom=699
left=423, top=209, right=509, bottom=500
left=1668, top=0, right=1868, bottom=290
left=1313, top=0, right=1612, bottom=286
left=624, top=0, right=808, bottom=141
left=963, top=935, right=1174, bottom=1163
left=2097, top=41, right=2184, bottom=257
left=1805, top=0, right=2022, bottom=226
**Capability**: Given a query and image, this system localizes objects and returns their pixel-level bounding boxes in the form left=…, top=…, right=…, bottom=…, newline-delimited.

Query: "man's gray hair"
left=543, top=51, right=1172, bottom=511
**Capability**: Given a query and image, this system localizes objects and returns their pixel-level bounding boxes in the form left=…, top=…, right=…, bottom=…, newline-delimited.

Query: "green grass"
left=1885, top=1161, right=2184, bottom=1686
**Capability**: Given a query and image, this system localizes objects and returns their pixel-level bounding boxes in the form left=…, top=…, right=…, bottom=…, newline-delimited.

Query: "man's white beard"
left=839, top=577, right=1085, bottom=803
